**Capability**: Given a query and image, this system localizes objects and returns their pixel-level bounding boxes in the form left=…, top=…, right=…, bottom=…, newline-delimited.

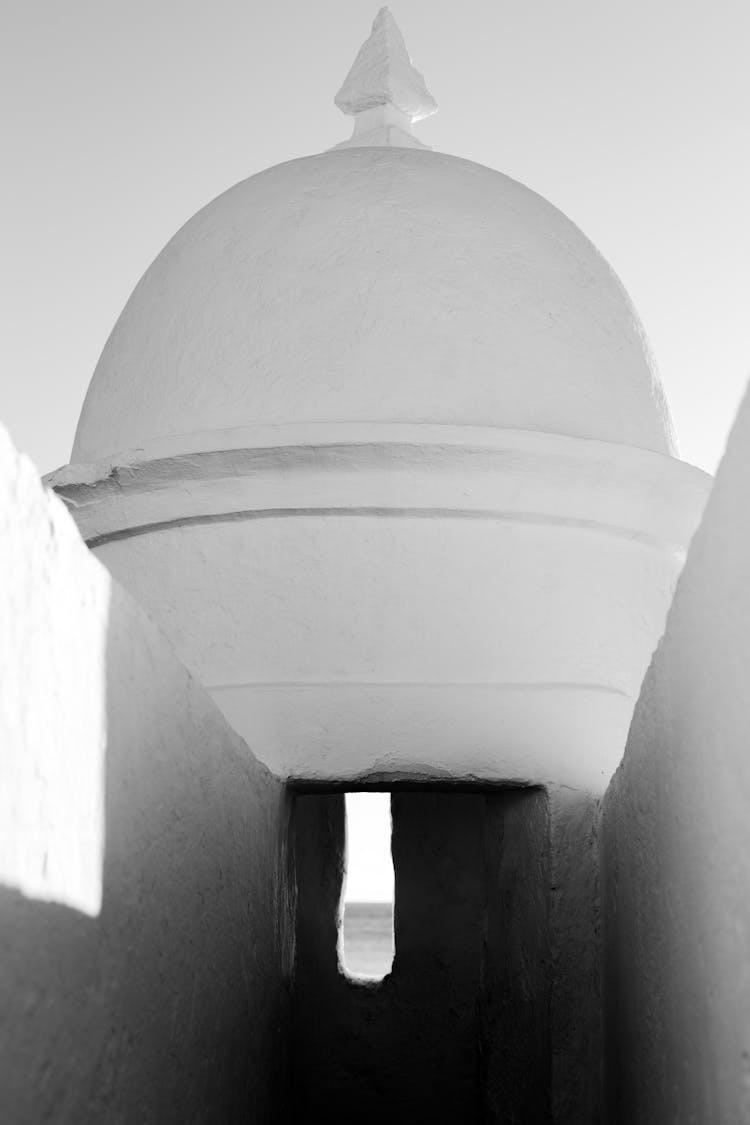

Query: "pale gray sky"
left=3, top=1, right=749, bottom=476
left=3, top=0, right=750, bottom=478
left=345, top=794, right=394, bottom=903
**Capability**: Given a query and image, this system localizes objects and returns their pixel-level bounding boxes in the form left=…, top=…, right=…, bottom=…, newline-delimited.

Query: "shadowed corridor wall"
left=601, top=384, right=750, bottom=1123
left=291, top=788, right=598, bottom=1124
left=2, top=422, right=604, bottom=1122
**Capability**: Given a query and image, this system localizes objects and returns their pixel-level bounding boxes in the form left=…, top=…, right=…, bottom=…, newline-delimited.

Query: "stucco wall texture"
left=0, top=425, right=293, bottom=1124
left=602, top=381, right=750, bottom=1123
left=71, top=147, right=675, bottom=465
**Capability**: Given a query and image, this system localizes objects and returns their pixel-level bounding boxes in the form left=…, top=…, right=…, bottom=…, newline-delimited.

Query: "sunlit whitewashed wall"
left=0, top=426, right=293, bottom=1123
left=602, top=383, right=750, bottom=1123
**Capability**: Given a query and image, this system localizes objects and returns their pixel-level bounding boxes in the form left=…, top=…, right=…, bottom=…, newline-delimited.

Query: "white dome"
left=72, top=146, right=675, bottom=464
left=53, top=13, right=706, bottom=791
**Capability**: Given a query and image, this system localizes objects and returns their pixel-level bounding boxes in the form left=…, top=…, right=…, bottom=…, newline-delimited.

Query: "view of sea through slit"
left=341, top=792, right=394, bottom=980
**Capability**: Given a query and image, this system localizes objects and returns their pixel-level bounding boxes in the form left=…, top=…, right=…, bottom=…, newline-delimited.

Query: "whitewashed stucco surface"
left=72, top=147, right=675, bottom=465
left=1, top=427, right=109, bottom=916
left=0, top=425, right=292, bottom=1123
left=54, top=138, right=711, bottom=791
left=52, top=426, right=705, bottom=790
left=602, top=380, right=750, bottom=1123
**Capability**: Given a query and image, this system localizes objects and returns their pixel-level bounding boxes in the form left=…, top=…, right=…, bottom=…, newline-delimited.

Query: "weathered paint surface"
left=601, top=381, right=750, bottom=1123
left=291, top=787, right=601, bottom=1123
left=0, top=425, right=294, bottom=1123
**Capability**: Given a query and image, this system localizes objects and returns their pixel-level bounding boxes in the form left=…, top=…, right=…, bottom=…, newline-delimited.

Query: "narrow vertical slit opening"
left=339, top=791, right=394, bottom=981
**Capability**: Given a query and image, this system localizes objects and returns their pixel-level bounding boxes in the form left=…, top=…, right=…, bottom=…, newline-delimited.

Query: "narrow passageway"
left=290, top=788, right=552, bottom=1125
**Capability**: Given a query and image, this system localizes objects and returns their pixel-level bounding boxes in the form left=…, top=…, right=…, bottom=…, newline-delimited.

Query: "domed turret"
left=51, top=9, right=710, bottom=792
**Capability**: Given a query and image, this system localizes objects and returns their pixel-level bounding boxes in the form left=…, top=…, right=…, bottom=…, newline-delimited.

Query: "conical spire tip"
left=333, top=8, right=437, bottom=150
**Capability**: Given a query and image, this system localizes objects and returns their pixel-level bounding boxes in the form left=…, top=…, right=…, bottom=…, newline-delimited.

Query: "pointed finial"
left=333, top=8, right=438, bottom=150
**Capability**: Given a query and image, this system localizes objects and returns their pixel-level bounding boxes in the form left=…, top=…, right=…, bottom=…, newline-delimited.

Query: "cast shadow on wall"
left=291, top=785, right=600, bottom=1125
left=1, top=579, right=295, bottom=1124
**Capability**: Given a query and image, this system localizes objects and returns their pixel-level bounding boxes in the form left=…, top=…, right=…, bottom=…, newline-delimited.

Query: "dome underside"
left=73, top=148, right=675, bottom=463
